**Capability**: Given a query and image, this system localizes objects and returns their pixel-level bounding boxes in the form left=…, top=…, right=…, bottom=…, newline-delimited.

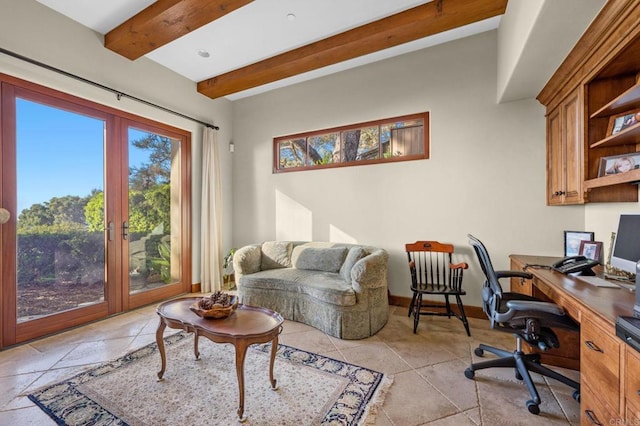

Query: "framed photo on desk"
left=579, top=240, right=602, bottom=262
left=564, top=231, right=594, bottom=257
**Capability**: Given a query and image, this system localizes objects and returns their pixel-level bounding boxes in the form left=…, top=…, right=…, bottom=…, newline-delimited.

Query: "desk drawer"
left=581, top=315, right=620, bottom=413
left=626, top=346, right=640, bottom=411
left=582, top=381, right=621, bottom=425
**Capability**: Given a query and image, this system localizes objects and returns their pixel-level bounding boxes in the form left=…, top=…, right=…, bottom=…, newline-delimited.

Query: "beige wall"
left=585, top=204, right=640, bottom=262
left=231, top=31, right=586, bottom=304
left=0, top=0, right=234, bottom=284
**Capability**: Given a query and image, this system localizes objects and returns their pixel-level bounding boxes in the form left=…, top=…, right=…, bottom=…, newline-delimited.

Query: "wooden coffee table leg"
left=234, top=341, right=249, bottom=422
left=193, top=332, right=200, bottom=360
left=269, top=335, right=279, bottom=390
left=156, top=319, right=167, bottom=381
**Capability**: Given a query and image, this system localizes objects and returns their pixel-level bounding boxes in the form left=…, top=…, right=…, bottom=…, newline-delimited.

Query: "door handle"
left=122, top=221, right=129, bottom=240
left=106, top=222, right=115, bottom=241
left=0, top=208, right=9, bottom=224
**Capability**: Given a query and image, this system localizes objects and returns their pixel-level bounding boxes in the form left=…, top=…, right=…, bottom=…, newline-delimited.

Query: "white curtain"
left=200, top=126, right=223, bottom=293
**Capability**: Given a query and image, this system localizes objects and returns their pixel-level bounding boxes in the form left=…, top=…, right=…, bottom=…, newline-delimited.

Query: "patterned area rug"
left=28, top=332, right=392, bottom=425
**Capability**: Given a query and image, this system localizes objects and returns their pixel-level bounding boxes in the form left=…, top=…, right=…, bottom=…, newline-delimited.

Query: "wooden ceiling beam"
left=197, top=0, right=507, bottom=99
left=105, top=0, right=254, bottom=60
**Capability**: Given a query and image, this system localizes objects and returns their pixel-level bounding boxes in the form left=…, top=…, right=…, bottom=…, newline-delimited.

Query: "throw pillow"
left=261, top=241, right=293, bottom=270
left=292, top=246, right=348, bottom=273
left=340, top=247, right=368, bottom=282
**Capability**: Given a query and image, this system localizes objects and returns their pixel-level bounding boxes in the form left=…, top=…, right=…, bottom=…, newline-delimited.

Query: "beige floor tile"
left=417, top=358, right=479, bottom=411
left=0, top=405, right=54, bottom=426
left=381, top=369, right=459, bottom=425
left=0, top=343, right=71, bottom=377
left=385, top=334, right=459, bottom=369
left=53, top=336, right=136, bottom=369
left=427, top=411, right=478, bottom=425
left=339, top=341, right=412, bottom=375
left=280, top=319, right=316, bottom=335
left=0, top=372, right=41, bottom=410
left=373, top=408, right=393, bottom=425
left=476, top=377, right=573, bottom=425
left=328, top=333, right=382, bottom=350
left=278, top=328, right=337, bottom=356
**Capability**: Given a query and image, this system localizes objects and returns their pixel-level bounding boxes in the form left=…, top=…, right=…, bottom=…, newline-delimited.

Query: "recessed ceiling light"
left=286, top=13, right=296, bottom=21
left=197, top=49, right=210, bottom=58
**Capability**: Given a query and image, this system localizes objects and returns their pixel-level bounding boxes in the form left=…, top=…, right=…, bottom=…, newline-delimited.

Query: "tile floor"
left=0, top=297, right=580, bottom=425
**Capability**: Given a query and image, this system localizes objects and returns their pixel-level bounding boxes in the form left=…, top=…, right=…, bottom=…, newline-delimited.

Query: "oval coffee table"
left=156, top=297, right=284, bottom=422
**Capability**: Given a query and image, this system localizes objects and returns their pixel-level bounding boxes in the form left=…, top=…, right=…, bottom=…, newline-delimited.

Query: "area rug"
left=28, top=332, right=392, bottom=425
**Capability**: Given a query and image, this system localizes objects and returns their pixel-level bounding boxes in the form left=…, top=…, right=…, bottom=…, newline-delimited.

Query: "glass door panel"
left=15, top=98, right=106, bottom=322
left=127, top=127, right=182, bottom=295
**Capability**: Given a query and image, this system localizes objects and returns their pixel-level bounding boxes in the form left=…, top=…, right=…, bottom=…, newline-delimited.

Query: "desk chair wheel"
left=526, top=400, right=540, bottom=415
left=573, top=390, right=580, bottom=402
left=464, top=368, right=475, bottom=379
left=515, top=370, right=523, bottom=381
left=474, top=347, right=484, bottom=357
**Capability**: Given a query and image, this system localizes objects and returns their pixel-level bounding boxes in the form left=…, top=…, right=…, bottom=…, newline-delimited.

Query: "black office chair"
left=464, top=235, right=580, bottom=415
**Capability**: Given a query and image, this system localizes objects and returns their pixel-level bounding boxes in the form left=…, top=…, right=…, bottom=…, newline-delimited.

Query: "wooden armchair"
left=405, top=241, right=470, bottom=335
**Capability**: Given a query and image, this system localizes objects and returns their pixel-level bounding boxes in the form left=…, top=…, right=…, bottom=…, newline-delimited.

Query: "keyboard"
left=576, top=276, right=622, bottom=288
left=576, top=275, right=636, bottom=291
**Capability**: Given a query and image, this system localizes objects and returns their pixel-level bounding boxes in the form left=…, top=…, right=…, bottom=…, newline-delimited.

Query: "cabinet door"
left=547, top=107, right=564, bottom=205
left=546, top=89, right=584, bottom=205
left=563, top=91, right=584, bottom=204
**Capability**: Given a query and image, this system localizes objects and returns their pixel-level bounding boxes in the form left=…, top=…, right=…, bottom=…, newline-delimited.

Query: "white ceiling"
left=34, top=0, right=502, bottom=100
left=33, top=0, right=603, bottom=101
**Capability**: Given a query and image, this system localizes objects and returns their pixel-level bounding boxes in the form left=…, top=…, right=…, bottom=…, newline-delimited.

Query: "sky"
left=16, top=98, right=150, bottom=215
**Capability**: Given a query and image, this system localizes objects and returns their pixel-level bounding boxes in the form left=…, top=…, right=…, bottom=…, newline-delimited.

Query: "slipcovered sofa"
left=233, top=241, right=389, bottom=339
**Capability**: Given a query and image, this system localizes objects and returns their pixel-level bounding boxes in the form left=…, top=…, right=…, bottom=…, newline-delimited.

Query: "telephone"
left=552, top=256, right=599, bottom=275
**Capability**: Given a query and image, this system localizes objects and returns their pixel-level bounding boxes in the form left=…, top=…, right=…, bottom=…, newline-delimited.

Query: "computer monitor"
left=610, top=213, right=640, bottom=275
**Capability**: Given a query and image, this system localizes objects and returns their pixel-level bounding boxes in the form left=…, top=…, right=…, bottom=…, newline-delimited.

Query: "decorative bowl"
left=190, top=295, right=238, bottom=319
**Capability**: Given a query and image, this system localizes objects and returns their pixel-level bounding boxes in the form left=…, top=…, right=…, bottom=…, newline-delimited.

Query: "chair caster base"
left=573, top=390, right=580, bottom=402
left=464, top=368, right=475, bottom=379
left=474, top=347, right=484, bottom=357
left=526, top=400, right=540, bottom=415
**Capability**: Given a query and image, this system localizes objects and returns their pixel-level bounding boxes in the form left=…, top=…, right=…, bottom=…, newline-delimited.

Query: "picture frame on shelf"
left=564, top=231, right=595, bottom=257
left=607, top=110, right=640, bottom=136
left=579, top=240, right=602, bottom=262
left=597, top=152, right=640, bottom=177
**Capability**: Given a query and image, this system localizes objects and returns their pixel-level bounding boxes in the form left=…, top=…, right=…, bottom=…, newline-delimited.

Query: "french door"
left=0, top=76, right=191, bottom=348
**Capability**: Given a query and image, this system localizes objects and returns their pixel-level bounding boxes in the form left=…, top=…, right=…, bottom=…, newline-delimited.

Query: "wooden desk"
left=510, top=255, right=637, bottom=425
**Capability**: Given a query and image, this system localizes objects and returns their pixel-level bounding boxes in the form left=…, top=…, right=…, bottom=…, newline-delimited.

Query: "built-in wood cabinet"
left=539, top=1, right=640, bottom=205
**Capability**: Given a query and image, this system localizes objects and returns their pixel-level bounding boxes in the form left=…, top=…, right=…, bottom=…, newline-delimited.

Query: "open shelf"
left=584, top=168, right=640, bottom=190
left=589, top=122, right=640, bottom=148
left=591, top=82, right=640, bottom=119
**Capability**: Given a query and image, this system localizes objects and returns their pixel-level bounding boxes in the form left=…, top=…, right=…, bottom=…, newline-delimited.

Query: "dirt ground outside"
left=16, top=276, right=164, bottom=320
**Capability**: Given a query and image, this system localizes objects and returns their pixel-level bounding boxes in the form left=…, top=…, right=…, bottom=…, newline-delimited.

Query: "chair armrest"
left=450, top=262, right=469, bottom=270
left=505, top=300, right=565, bottom=316
left=495, top=270, right=533, bottom=280
left=232, top=244, right=262, bottom=278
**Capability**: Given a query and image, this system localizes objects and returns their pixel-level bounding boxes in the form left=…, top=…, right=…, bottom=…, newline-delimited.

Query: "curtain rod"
left=0, top=47, right=219, bottom=130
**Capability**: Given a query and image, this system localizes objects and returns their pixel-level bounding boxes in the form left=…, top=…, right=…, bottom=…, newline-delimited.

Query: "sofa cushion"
left=291, top=246, right=347, bottom=273
left=239, top=268, right=356, bottom=306
left=340, top=246, right=368, bottom=282
left=261, top=241, right=292, bottom=270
